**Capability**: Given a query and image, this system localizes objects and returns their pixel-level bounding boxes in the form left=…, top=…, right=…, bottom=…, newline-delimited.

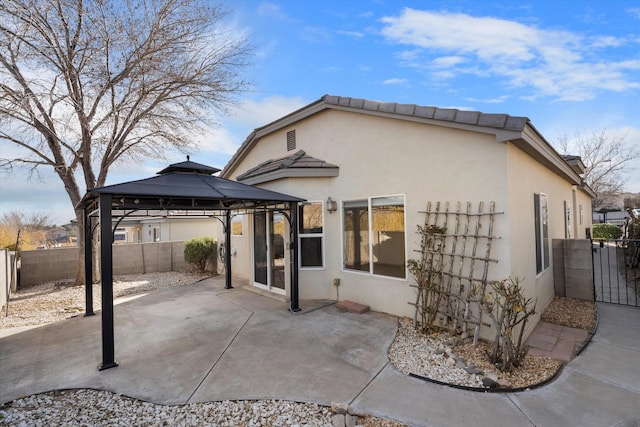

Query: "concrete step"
left=336, top=300, right=370, bottom=314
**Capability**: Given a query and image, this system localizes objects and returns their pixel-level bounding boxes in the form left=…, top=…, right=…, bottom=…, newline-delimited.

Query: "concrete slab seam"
left=348, top=361, right=390, bottom=407
left=185, top=312, right=254, bottom=404
left=504, top=393, right=536, bottom=426
left=290, top=301, right=337, bottom=315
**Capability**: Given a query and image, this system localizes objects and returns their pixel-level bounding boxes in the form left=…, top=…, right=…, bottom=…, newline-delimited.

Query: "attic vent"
left=286, top=130, right=296, bottom=151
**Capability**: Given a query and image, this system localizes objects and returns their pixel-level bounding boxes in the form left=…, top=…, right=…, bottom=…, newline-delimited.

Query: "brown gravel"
left=452, top=296, right=596, bottom=389
left=390, top=296, right=597, bottom=391
left=453, top=340, right=562, bottom=389
left=541, top=296, right=597, bottom=331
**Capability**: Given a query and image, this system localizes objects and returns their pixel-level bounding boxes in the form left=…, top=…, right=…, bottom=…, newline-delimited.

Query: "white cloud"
left=626, top=7, right=640, bottom=20
left=302, top=26, right=332, bottom=43
left=228, top=95, right=308, bottom=129
left=173, top=95, right=309, bottom=159
left=380, top=8, right=640, bottom=101
left=257, top=3, right=289, bottom=21
left=431, top=56, right=466, bottom=68
left=337, top=30, right=364, bottom=38
left=382, top=78, right=408, bottom=85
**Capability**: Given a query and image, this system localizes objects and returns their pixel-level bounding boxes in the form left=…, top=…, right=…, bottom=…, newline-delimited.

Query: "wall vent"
left=286, top=130, right=296, bottom=151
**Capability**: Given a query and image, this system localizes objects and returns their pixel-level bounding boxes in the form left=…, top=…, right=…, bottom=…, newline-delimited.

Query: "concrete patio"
left=1, top=276, right=639, bottom=426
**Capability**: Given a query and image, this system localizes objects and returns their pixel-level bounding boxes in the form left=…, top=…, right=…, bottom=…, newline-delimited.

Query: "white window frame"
left=534, top=193, right=550, bottom=275
left=298, top=200, right=325, bottom=270
left=341, top=194, right=407, bottom=280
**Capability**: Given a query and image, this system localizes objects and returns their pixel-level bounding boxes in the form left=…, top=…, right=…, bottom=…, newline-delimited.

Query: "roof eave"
left=509, top=123, right=590, bottom=192
left=237, top=167, right=340, bottom=185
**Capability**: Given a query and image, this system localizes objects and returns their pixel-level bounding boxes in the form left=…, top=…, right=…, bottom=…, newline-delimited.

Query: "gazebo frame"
left=77, top=159, right=305, bottom=370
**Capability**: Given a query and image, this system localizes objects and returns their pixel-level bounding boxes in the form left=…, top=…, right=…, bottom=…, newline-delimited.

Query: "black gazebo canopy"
left=77, top=159, right=305, bottom=370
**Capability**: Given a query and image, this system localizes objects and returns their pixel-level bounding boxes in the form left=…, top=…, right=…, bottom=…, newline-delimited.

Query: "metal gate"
left=592, top=239, right=640, bottom=306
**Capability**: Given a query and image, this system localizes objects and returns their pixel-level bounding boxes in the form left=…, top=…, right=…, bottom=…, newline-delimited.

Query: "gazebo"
left=77, top=158, right=305, bottom=370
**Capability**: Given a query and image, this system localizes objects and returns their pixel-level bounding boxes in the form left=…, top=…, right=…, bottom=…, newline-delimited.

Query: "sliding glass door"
left=253, top=212, right=286, bottom=294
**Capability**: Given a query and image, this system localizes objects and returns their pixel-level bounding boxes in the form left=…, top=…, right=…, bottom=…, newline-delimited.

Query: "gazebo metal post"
left=99, top=193, right=118, bottom=370
left=83, top=208, right=94, bottom=316
left=225, top=210, right=232, bottom=289
left=290, top=202, right=300, bottom=312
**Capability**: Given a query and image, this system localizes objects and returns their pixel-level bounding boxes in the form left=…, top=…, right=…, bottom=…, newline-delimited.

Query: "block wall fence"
left=552, top=239, right=594, bottom=301
left=20, top=241, right=190, bottom=286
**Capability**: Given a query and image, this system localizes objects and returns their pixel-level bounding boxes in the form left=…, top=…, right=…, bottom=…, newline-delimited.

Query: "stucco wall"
left=505, top=143, right=593, bottom=336
left=215, top=213, right=253, bottom=280
left=138, top=218, right=215, bottom=243
left=20, top=241, right=190, bottom=286
left=227, top=109, right=514, bottom=319
left=0, top=249, right=17, bottom=311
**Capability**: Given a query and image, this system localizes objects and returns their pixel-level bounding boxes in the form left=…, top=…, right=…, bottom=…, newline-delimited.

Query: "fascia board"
left=511, top=125, right=584, bottom=187
left=238, top=168, right=339, bottom=186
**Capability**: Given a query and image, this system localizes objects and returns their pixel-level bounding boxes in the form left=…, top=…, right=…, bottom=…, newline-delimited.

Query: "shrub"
left=592, top=223, right=623, bottom=240
left=184, top=237, right=216, bottom=273
left=471, top=277, right=536, bottom=372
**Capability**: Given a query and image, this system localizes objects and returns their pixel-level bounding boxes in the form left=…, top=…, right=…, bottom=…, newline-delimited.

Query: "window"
left=579, top=205, right=584, bottom=225
left=299, top=201, right=324, bottom=267
left=231, top=214, right=243, bottom=236
left=150, top=226, right=161, bottom=242
left=534, top=193, right=550, bottom=274
left=114, top=230, right=126, bottom=242
left=343, top=195, right=406, bottom=279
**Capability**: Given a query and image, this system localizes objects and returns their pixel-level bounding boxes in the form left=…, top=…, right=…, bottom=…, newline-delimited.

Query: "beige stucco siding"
left=228, top=110, right=514, bottom=318
left=140, top=218, right=216, bottom=243
left=505, top=142, right=591, bottom=336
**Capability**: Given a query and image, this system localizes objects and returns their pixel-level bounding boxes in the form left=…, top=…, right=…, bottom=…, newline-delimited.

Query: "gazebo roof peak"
left=157, top=156, right=221, bottom=175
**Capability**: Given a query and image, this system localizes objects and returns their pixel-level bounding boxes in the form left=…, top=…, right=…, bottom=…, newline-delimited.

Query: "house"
left=217, top=95, right=594, bottom=337
left=110, top=211, right=217, bottom=244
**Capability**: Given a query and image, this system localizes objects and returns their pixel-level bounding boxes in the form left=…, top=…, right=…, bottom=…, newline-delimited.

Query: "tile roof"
left=323, top=95, right=529, bottom=131
left=236, top=150, right=338, bottom=182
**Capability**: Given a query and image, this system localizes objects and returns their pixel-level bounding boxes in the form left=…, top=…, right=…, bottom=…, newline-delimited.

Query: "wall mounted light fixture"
left=327, top=197, right=338, bottom=214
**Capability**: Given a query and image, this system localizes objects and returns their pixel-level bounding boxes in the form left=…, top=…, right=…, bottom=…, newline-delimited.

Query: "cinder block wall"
left=552, top=239, right=594, bottom=301
left=20, top=241, right=191, bottom=286
left=20, top=247, right=80, bottom=286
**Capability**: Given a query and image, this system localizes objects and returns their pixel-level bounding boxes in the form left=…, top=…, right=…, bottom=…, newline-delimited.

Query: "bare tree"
left=0, top=0, right=251, bottom=282
left=0, top=210, right=53, bottom=249
left=556, top=130, right=640, bottom=209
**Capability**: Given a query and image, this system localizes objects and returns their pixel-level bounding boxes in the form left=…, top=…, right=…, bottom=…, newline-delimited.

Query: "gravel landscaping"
left=0, top=273, right=595, bottom=426
left=388, top=295, right=596, bottom=391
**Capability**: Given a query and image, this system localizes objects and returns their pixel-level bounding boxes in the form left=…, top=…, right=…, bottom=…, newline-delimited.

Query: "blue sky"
left=2, top=0, right=640, bottom=224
